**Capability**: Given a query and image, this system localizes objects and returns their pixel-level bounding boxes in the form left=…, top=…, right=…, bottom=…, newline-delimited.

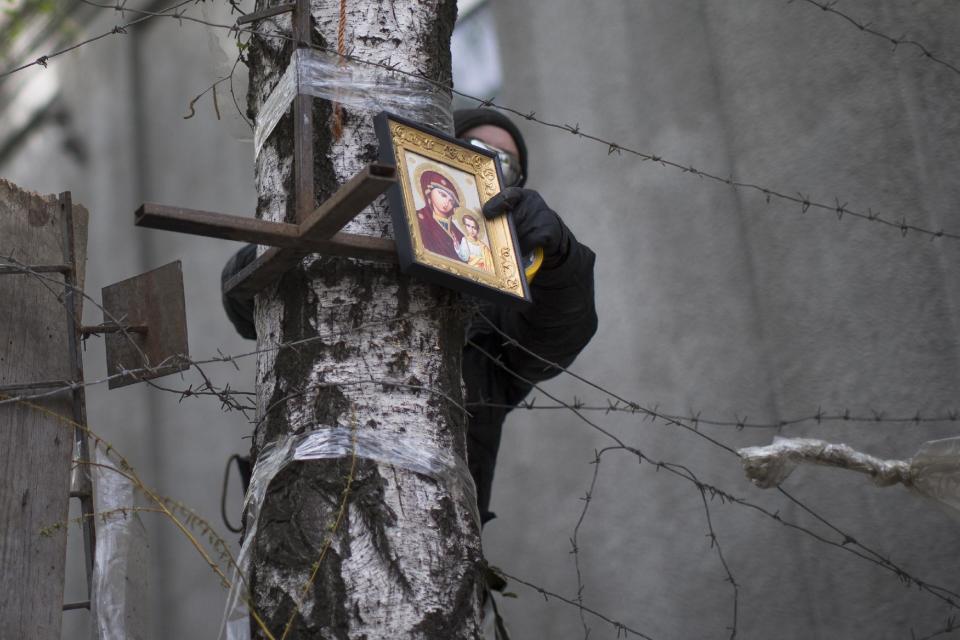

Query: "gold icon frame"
left=375, top=112, right=532, bottom=307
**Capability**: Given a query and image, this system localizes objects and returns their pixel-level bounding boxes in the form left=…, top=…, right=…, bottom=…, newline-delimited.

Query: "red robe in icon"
left=416, top=205, right=464, bottom=262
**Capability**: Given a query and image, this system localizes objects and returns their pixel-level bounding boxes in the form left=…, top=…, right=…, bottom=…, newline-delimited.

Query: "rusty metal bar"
left=222, top=164, right=398, bottom=300
left=221, top=245, right=293, bottom=301
left=313, top=233, right=397, bottom=262
left=0, top=264, right=71, bottom=275
left=292, top=0, right=314, bottom=222
left=59, top=192, right=97, bottom=620
left=299, top=163, right=396, bottom=240
left=235, top=3, right=294, bottom=25
left=134, top=203, right=302, bottom=247
left=223, top=233, right=397, bottom=300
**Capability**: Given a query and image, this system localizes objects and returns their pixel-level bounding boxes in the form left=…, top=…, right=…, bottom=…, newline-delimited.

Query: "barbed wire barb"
left=4, top=3, right=960, bottom=245
left=791, top=0, right=960, bottom=78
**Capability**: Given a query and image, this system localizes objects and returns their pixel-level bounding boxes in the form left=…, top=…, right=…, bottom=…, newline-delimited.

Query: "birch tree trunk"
left=246, top=1, right=483, bottom=637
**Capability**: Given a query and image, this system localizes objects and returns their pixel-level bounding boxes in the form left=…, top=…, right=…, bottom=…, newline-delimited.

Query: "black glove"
left=481, top=187, right=570, bottom=267
left=221, top=244, right=257, bottom=340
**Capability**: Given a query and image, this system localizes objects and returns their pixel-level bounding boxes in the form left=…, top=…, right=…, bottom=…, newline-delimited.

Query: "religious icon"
left=375, top=112, right=532, bottom=307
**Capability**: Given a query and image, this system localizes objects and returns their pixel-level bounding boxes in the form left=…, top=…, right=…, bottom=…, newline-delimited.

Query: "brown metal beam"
left=298, top=163, right=396, bottom=240
left=235, top=3, right=294, bottom=25
left=313, top=233, right=397, bottom=262
left=135, top=203, right=303, bottom=248
left=223, top=234, right=397, bottom=301
left=223, top=235, right=397, bottom=301
left=222, top=163, right=398, bottom=299
left=292, top=0, right=314, bottom=222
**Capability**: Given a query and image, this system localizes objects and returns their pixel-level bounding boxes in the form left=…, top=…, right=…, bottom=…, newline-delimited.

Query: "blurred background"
left=2, top=0, right=960, bottom=638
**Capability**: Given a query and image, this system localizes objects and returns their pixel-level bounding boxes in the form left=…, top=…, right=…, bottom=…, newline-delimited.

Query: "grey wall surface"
left=1, top=6, right=257, bottom=638
left=2, top=1, right=959, bottom=639
left=484, top=1, right=960, bottom=639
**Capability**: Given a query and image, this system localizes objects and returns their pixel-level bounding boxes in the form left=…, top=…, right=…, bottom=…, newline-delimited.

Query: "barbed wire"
left=789, top=0, right=960, bottom=78
left=242, top=19, right=960, bottom=243
left=5, top=3, right=960, bottom=245
left=468, top=309, right=960, bottom=453
left=10, top=257, right=960, bottom=586
left=2, top=8, right=958, bottom=634
left=466, top=318, right=960, bottom=617
left=9, top=251, right=954, bottom=435
left=8, top=394, right=281, bottom=637
left=469, top=400, right=960, bottom=430
left=0, top=254, right=155, bottom=365
left=0, top=256, right=473, bottom=413
left=465, top=335, right=743, bottom=637
left=915, top=617, right=960, bottom=640
left=493, top=567, right=656, bottom=640
left=7, top=252, right=960, bottom=635
left=0, top=0, right=203, bottom=80
left=570, top=448, right=601, bottom=638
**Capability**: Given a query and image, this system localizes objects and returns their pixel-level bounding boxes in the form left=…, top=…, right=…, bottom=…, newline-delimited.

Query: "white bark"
left=247, top=1, right=482, bottom=638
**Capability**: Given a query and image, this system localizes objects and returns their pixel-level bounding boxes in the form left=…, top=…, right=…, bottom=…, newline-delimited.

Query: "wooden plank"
left=135, top=203, right=302, bottom=247
left=0, top=179, right=87, bottom=638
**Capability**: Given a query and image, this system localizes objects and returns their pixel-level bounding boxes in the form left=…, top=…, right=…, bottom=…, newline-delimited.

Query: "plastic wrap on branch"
left=254, top=49, right=454, bottom=157
left=909, top=437, right=960, bottom=514
left=739, top=437, right=960, bottom=513
left=91, top=448, right=150, bottom=640
left=219, top=426, right=477, bottom=640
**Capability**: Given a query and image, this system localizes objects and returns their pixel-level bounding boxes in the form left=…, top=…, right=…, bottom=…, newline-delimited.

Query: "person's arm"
left=480, top=187, right=598, bottom=387
left=464, top=188, right=597, bottom=524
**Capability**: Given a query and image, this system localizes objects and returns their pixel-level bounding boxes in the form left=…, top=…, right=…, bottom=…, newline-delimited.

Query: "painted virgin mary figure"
left=416, top=169, right=464, bottom=261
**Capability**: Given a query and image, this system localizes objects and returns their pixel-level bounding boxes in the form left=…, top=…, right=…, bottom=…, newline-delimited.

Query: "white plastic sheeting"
left=739, top=436, right=960, bottom=515
left=219, top=426, right=476, bottom=639
left=90, top=447, right=150, bottom=640
left=254, top=48, right=453, bottom=157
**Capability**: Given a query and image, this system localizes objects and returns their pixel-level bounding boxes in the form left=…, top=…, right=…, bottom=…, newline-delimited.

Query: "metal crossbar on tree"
left=133, top=0, right=399, bottom=301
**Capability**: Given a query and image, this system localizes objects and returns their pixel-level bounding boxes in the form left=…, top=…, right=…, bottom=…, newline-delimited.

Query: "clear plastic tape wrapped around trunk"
left=254, top=49, right=453, bottom=157
left=219, top=426, right=477, bottom=640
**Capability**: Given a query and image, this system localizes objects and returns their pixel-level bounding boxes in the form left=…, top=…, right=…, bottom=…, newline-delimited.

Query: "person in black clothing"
left=222, top=108, right=597, bottom=526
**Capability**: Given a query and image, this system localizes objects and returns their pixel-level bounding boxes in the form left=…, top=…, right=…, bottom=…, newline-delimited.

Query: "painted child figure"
left=456, top=213, right=495, bottom=274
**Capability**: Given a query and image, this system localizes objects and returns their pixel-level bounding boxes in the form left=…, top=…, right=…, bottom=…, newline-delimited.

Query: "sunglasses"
left=465, top=138, right=524, bottom=187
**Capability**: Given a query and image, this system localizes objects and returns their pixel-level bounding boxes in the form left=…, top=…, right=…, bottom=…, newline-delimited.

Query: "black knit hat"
left=454, top=108, right=528, bottom=187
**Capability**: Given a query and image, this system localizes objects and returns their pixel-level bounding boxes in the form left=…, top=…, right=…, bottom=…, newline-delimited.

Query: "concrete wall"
left=1, top=1, right=959, bottom=638
left=485, top=1, right=960, bottom=638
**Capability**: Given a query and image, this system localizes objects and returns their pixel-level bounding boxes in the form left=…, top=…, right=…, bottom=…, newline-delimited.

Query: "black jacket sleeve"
left=463, top=234, right=598, bottom=524
left=221, top=243, right=258, bottom=340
